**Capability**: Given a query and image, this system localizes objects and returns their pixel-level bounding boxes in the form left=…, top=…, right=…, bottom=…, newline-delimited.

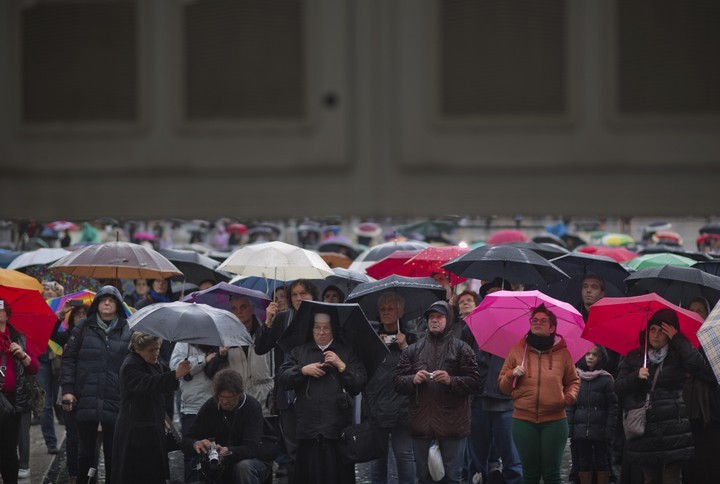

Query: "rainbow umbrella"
left=45, top=290, right=135, bottom=355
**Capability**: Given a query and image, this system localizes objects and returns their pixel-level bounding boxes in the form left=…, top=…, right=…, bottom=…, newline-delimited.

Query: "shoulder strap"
left=0, top=353, right=6, bottom=390
left=644, top=361, right=663, bottom=406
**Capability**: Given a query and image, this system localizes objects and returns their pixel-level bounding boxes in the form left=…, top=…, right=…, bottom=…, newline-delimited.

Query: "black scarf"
left=526, top=331, right=555, bottom=352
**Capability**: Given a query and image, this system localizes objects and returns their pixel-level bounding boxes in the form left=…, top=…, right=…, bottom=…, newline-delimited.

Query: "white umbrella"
left=217, top=241, right=334, bottom=281
left=7, top=248, right=71, bottom=270
left=127, top=301, right=252, bottom=347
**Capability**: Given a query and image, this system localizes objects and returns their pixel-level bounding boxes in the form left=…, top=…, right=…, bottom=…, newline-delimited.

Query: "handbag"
left=339, top=419, right=384, bottom=464
left=257, top=416, right=281, bottom=462
left=623, top=362, right=662, bottom=440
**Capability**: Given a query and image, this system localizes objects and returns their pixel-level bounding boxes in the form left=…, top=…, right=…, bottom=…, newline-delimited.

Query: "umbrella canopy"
left=583, top=294, right=702, bottom=357
left=395, top=246, right=470, bottom=284
left=600, top=233, right=635, bottom=247
left=349, top=240, right=430, bottom=273
left=693, top=260, right=720, bottom=277
left=319, top=252, right=353, bottom=269
left=365, top=250, right=422, bottom=280
left=317, top=268, right=376, bottom=297
left=465, top=290, right=593, bottom=362
left=487, top=229, right=529, bottom=245
left=158, top=248, right=231, bottom=285
left=318, top=236, right=359, bottom=260
left=0, top=251, right=24, bottom=269
left=226, top=223, right=248, bottom=235
left=625, top=265, right=720, bottom=307
left=128, top=301, right=253, bottom=347
left=7, top=248, right=71, bottom=271
left=0, top=285, right=59, bottom=357
left=638, top=245, right=712, bottom=262
left=50, top=241, right=182, bottom=280
left=47, top=221, right=79, bottom=232
left=0, top=268, right=43, bottom=291
left=230, top=275, right=290, bottom=296
left=217, top=241, right=334, bottom=281
left=531, top=233, right=568, bottom=248
left=395, top=220, right=457, bottom=239
left=626, top=253, right=696, bottom=271
left=697, top=302, right=720, bottom=384
left=506, top=241, right=569, bottom=260
left=276, top=300, right=389, bottom=378
left=181, top=282, right=270, bottom=322
left=346, top=274, right=446, bottom=322
left=577, top=246, right=639, bottom=263
left=535, top=252, right=629, bottom=307
left=132, top=232, right=156, bottom=242
left=442, top=245, right=569, bottom=287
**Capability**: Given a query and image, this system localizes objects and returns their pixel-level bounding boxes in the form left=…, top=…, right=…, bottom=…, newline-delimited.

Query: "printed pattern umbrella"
left=365, top=250, right=422, bottom=280
left=346, top=274, right=446, bottom=322
left=583, top=294, right=702, bottom=358
left=395, top=246, right=470, bottom=284
left=0, top=267, right=42, bottom=291
left=625, top=265, right=720, bottom=307
left=158, top=248, right=231, bottom=285
left=277, top=300, right=389, bottom=378
left=442, top=245, right=569, bottom=287
left=600, top=233, right=635, bottom=247
left=697, top=301, right=720, bottom=384
left=534, top=252, right=629, bottom=307
left=46, top=221, right=79, bottom=232
left=181, top=282, right=270, bottom=322
left=349, top=240, right=430, bottom=273
left=465, top=290, right=593, bottom=362
left=626, top=253, right=696, bottom=271
left=128, top=301, right=253, bottom=348
left=50, top=241, right=182, bottom=280
left=0, top=285, right=59, bottom=357
left=7, top=248, right=72, bottom=271
left=217, top=241, right=334, bottom=281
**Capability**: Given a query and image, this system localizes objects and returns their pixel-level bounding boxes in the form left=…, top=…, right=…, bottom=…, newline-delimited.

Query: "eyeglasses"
left=530, top=318, right=551, bottom=325
left=313, top=327, right=331, bottom=333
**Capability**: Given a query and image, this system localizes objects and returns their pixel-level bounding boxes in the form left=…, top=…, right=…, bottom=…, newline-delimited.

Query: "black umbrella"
left=699, top=224, right=720, bottom=236
left=637, top=245, right=712, bottom=262
left=531, top=233, right=568, bottom=249
left=158, top=248, right=231, bottom=285
left=694, top=260, right=720, bottom=277
left=506, top=241, right=569, bottom=260
left=441, top=245, right=569, bottom=287
left=625, top=265, right=720, bottom=307
left=345, top=274, right=447, bottom=322
left=315, top=268, right=376, bottom=299
left=532, top=252, right=629, bottom=307
left=276, top=301, right=389, bottom=378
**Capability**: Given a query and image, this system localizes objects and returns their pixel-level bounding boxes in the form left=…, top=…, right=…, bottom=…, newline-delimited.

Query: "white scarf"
left=647, top=344, right=669, bottom=364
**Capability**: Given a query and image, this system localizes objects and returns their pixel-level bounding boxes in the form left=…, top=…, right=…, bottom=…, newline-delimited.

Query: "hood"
left=424, top=300, right=455, bottom=335
left=86, top=285, right=125, bottom=320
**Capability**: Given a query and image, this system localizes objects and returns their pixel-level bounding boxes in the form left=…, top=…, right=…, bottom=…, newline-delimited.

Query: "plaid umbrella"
left=698, top=302, right=720, bottom=384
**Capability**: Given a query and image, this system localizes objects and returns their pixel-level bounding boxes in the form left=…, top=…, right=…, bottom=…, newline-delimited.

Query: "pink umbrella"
left=488, top=229, right=529, bottom=245
left=133, top=232, right=157, bottom=241
left=47, top=221, right=79, bottom=231
left=465, top=290, right=593, bottom=362
left=577, top=245, right=638, bottom=263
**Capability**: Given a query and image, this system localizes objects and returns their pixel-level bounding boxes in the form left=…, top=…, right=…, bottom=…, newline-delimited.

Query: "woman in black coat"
left=278, top=311, right=366, bottom=484
left=111, top=333, right=190, bottom=484
left=614, top=308, right=704, bottom=484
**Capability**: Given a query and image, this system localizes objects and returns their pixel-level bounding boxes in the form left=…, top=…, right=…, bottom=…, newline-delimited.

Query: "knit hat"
left=647, top=308, right=680, bottom=331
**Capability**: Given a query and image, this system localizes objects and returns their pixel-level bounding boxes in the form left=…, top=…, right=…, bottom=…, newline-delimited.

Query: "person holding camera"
left=363, top=291, right=416, bottom=484
left=59, top=285, right=132, bottom=484
left=278, top=311, right=367, bottom=484
left=0, top=300, right=39, bottom=484
left=393, top=300, right=481, bottom=484
left=183, top=368, right=272, bottom=484
left=111, top=332, right=191, bottom=483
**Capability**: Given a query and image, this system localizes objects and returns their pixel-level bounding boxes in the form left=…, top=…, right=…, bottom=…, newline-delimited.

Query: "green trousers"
left=512, top=417, right=569, bottom=484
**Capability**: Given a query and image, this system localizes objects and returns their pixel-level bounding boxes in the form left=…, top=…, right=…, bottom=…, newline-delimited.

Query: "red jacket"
left=499, top=335, right=579, bottom=423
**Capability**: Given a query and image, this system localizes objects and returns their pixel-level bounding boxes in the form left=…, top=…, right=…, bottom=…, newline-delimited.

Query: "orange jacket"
left=498, top=335, right=580, bottom=424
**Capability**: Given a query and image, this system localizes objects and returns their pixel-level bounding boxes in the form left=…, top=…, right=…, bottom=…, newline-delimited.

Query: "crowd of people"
left=0, top=241, right=719, bottom=484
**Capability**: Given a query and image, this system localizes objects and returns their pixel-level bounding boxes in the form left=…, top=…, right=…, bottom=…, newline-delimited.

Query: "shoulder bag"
left=339, top=419, right=384, bottom=464
left=623, top=362, right=662, bottom=440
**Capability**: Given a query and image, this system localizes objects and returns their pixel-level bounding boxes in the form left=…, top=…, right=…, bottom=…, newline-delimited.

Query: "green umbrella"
left=626, top=253, right=696, bottom=271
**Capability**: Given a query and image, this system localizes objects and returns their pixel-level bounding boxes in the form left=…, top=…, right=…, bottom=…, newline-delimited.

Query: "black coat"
left=111, top=353, right=179, bottom=483
left=182, top=394, right=265, bottom=465
left=278, top=339, right=366, bottom=440
left=59, top=289, right=132, bottom=424
left=4, top=326, right=32, bottom=412
left=567, top=370, right=618, bottom=442
left=254, top=310, right=293, bottom=410
left=614, top=332, right=704, bottom=465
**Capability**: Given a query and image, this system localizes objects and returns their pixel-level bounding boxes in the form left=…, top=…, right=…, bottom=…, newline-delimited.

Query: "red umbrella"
left=582, top=293, right=702, bottom=360
left=226, top=223, right=248, bottom=235
left=395, top=246, right=470, bottom=284
left=0, top=285, right=58, bottom=357
left=365, top=250, right=422, bottom=279
left=577, top=245, right=639, bottom=263
left=488, top=229, right=529, bottom=245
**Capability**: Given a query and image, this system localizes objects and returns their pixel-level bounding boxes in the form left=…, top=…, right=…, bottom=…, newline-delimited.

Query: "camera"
left=207, top=442, right=220, bottom=467
left=382, top=334, right=397, bottom=345
left=429, top=373, right=435, bottom=380
left=69, top=299, right=84, bottom=307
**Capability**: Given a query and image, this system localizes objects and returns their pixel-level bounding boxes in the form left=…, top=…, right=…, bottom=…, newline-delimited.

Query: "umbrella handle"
left=513, top=344, right=529, bottom=389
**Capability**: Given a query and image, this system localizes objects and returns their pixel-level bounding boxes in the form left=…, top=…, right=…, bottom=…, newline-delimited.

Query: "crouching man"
left=183, top=368, right=272, bottom=484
